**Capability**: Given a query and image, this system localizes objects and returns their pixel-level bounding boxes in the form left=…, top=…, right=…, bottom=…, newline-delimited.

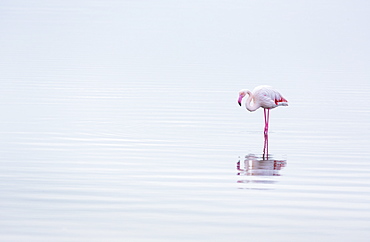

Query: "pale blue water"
left=1, top=1, right=370, bottom=241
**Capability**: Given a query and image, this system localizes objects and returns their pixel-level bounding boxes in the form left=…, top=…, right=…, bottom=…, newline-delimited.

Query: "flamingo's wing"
left=254, top=86, right=288, bottom=108
left=255, top=91, right=277, bottom=109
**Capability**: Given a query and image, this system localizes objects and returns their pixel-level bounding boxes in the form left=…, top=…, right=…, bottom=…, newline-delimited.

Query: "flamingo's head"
left=238, top=90, right=248, bottom=106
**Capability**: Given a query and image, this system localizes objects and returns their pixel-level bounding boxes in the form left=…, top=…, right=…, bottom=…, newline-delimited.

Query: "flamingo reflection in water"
left=237, top=135, right=287, bottom=189
left=237, top=153, right=286, bottom=177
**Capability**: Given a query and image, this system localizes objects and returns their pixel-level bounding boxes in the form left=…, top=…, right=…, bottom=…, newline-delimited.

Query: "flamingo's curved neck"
left=245, top=91, right=260, bottom=112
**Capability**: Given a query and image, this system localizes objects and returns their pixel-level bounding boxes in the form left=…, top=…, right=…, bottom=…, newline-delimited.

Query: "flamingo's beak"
left=237, top=95, right=243, bottom=106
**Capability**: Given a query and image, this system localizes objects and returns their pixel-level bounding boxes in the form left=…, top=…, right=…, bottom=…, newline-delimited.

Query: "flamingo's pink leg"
left=266, top=109, right=270, bottom=134
left=263, top=133, right=269, bottom=159
left=264, top=109, right=269, bottom=136
left=263, top=109, right=270, bottom=157
left=263, top=109, right=266, bottom=134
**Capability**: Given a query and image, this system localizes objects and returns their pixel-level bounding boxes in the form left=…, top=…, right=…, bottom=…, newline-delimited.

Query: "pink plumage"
left=237, top=85, right=288, bottom=135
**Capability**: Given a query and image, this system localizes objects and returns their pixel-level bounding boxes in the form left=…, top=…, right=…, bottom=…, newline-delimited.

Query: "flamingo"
left=237, top=85, right=288, bottom=136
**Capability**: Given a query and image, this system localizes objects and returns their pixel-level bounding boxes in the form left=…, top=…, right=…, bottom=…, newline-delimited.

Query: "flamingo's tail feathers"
left=275, top=97, right=288, bottom=106
left=277, top=102, right=288, bottom=106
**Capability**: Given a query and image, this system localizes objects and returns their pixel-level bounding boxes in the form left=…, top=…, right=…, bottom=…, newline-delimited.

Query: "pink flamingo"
left=237, top=85, right=288, bottom=136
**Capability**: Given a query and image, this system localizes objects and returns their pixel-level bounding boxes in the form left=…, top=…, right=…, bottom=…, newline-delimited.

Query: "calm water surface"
left=1, top=1, right=370, bottom=241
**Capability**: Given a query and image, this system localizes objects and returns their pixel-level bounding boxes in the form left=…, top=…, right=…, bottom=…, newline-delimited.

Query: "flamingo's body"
left=238, top=85, right=288, bottom=137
